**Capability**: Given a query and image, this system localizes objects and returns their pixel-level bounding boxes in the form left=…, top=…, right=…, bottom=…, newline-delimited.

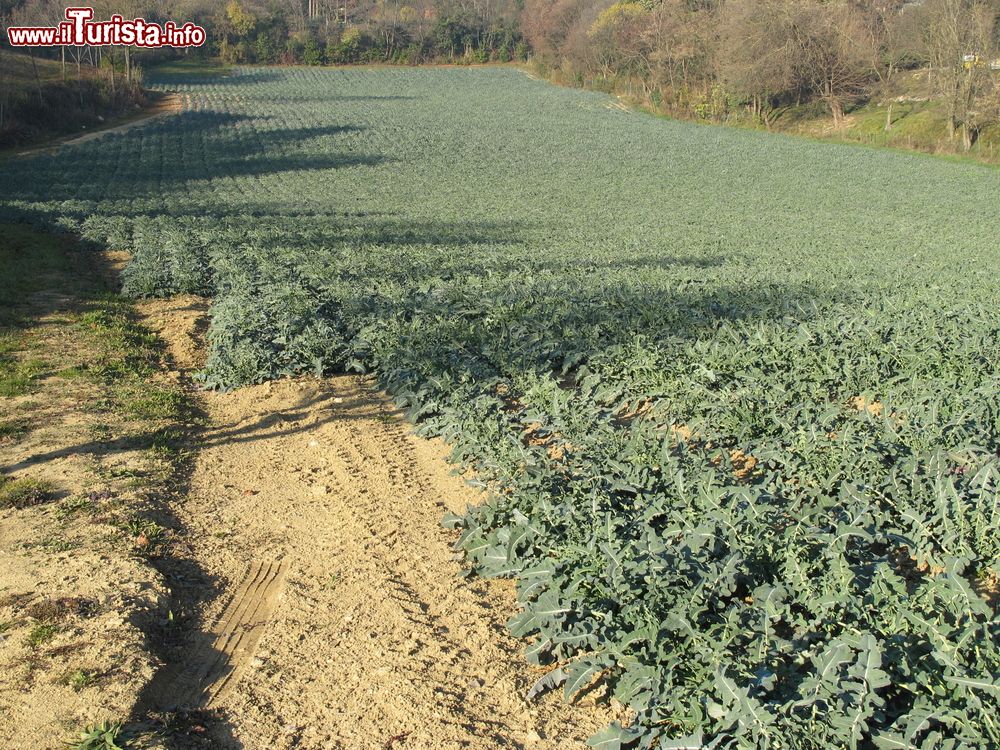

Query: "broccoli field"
left=3, top=66, right=1000, bottom=748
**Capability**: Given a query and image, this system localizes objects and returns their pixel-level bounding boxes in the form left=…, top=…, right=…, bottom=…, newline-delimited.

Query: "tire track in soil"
left=137, top=297, right=617, bottom=750
left=147, top=559, right=287, bottom=710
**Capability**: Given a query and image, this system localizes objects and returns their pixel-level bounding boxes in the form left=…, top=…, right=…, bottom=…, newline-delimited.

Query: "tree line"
left=524, top=0, right=1000, bottom=149
left=209, top=0, right=526, bottom=64
left=3, top=0, right=999, bottom=150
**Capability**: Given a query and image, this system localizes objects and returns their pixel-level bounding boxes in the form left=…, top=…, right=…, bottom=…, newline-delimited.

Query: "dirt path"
left=0, top=235, right=195, bottom=750
left=13, top=93, right=184, bottom=157
left=137, top=296, right=615, bottom=750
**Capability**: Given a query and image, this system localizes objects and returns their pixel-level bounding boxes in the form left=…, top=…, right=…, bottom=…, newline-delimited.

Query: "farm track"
left=13, top=92, right=184, bottom=158
left=136, top=296, right=615, bottom=750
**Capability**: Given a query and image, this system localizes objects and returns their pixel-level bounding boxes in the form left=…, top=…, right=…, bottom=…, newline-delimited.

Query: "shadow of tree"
left=148, top=68, right=284, bottom=87
left=4, top=114, right=383, bottom=202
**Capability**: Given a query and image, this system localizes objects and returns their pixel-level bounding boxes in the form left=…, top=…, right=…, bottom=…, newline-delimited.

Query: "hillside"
left=767, top=69, right=1000, bottom=164
left=0, top=50, right=146, bottom=150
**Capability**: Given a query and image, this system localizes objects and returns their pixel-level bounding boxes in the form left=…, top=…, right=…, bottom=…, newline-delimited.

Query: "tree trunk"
left=74, top=48, right=84, bottom=105
left=29, top=52, right=44, bottom=107
left=884, top=101, right=893, bottom=131
left=829, top=97, right=844, bottom=129
left=961, top=123, right=976, bottom=151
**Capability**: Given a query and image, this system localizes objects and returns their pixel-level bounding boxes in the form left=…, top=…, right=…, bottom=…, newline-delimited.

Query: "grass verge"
left=0, top=222, right=202, bottom=746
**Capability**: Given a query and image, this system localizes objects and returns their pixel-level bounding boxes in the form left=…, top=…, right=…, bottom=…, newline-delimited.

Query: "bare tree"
left=922, top=0, right=998, bottom=147
left=718, top=0, right=801, bottom=126
left=521, top=0, right=590, bottom=59
left=790, top=0, right=871, bottom=128
left=858, top=0, right=911, bottom=130
left=586, top=2, right=653, bottom=84
left=11, top=0, right=58, bottom=106
left=647, top=0, right=715, bottom=108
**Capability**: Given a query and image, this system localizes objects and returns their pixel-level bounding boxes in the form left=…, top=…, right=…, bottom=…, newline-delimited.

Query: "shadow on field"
left=2, top=113, right=384, bottom=202
left=324, top=94, right=418, bottom=101
left=241, top=94, right=420, bottom=103
left=190, top=245, right=831, bottom=409
left=114, top=214, right=530, bottom=248
left=152, top=68, right=284, bottom=87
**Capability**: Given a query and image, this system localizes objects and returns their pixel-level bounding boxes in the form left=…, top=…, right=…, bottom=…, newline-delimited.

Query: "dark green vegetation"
left=0, top=476, right=55, bottom=509
left=3, top=67, right=1000, bottom=748
left=206, top=0, right=524, bottom=65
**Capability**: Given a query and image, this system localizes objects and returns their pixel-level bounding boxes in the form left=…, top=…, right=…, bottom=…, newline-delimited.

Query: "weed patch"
left=25, top=623, right=60, bottom=648
left=67, top=721, right=125, bottom=750
left=60, top=668, right=101, bottom=692
left=0, top=476, right=56, bottom=509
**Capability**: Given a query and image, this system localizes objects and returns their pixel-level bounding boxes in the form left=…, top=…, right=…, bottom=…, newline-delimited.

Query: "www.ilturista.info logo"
left=7, top=7, right=206, bottom=48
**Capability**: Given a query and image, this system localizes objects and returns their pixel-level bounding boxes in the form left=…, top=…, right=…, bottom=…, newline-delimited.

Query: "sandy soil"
left=0, top=269, right=170, bottom=749
left=137, top=296, right=615, bottom=749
